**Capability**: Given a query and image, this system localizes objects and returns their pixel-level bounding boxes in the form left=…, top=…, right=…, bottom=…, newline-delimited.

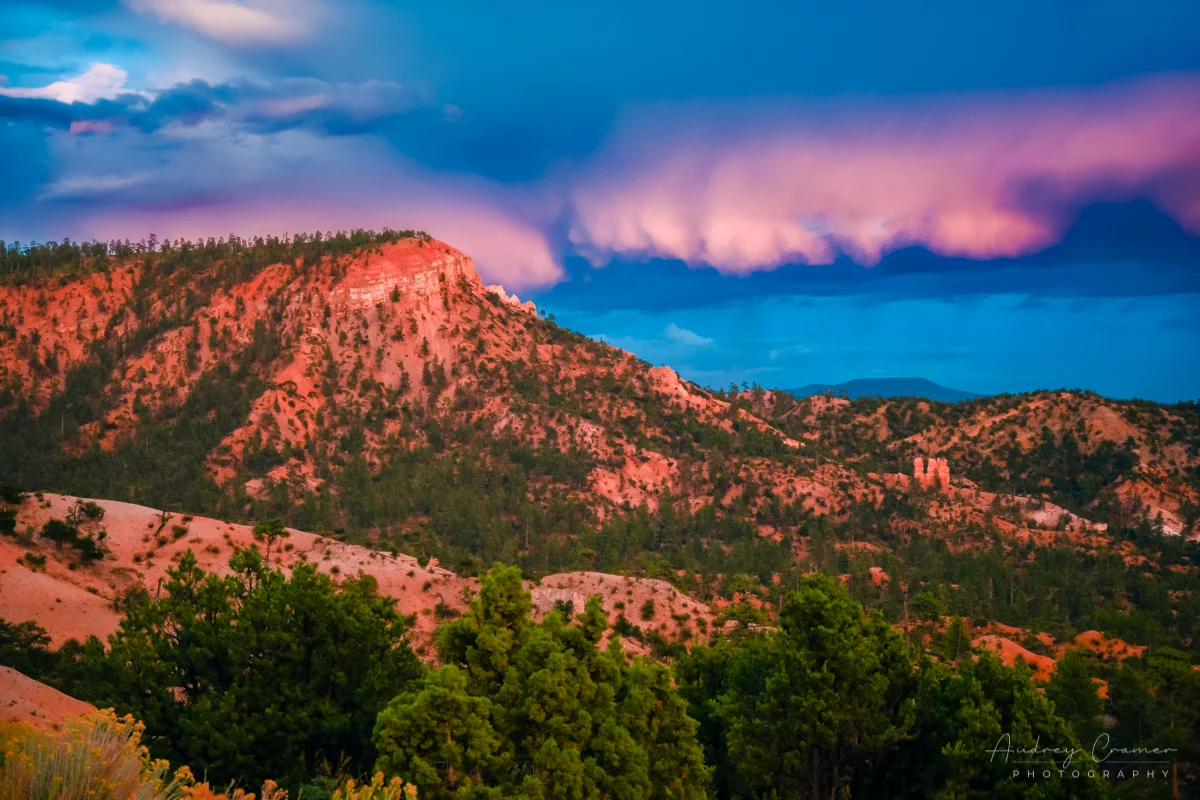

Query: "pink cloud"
left=69, top=120, right=116, bottom=135
left=124, top=0, right=315, bottom=46
left=60, top=129, right=561, bottom=292
left=0, top=63, right=128, bottom=104
left=85, top=192, right=561, bottom=292
left=568, top=75, right=1200, bottom=272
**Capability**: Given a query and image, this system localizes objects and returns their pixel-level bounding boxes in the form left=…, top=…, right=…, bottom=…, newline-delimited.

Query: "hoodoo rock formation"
left=485, top=284, right=537, bottom=314
left=913, top=456, right=950, bottom=489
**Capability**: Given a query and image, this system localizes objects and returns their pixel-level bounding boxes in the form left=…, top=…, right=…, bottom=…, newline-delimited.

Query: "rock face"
left=913, top=456, right=950, bottom=489
left=338, top=242, right=479, bottom=310
left=972, top=635, right=1056, bottom=682
left=935, top=459, right=950, bottom=488
left=485, top=284, right=537, bottom=314
left=648, top=366, right=711, bottom=413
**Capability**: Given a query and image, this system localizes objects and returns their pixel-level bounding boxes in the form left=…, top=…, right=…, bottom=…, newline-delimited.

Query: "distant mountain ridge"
left=785, top=377, right=985, bottom=403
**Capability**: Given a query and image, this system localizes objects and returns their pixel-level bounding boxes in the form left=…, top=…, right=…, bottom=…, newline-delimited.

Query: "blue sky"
left=2, top=0, right=1199, bottom=400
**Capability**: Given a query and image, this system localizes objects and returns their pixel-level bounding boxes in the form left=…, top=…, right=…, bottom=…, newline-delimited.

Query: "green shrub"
left=40, top=518, right=104, bottom=563
left=640, top=597, right=656, bottom=621
left=41, top=518, right=80, bottom=549
left=17, top=552, right=47, bottom=570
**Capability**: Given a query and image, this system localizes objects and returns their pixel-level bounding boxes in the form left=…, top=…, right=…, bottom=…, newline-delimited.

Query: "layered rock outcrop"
left=339, top=241, right=479, bottom=310
left=913, top=456, right=950, bottom=489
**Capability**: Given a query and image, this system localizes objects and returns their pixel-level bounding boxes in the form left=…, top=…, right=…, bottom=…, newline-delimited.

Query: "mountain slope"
left=0, top=233, right=816, bottom=573
left=2, top=233, right=1197, bottom=646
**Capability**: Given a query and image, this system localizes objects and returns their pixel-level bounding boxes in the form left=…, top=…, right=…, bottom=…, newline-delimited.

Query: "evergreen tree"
left=933, top=615, right=972, bottom=665
left=374, top=565, right=709, bottom=800
left=0, top=507, right=15, bottom=536
left=678, top=574, right=927, bottom=799
left=678, top=575, right=1106, bottom=800
left=0, top=618, right=58, bottom=679
left=74, top=548, right=423, bottom=790
left=1045, top=648, right=1104, bottom=744
left=882, top=652, right=1107, bottom=800
left=1145, top=648, right=1200, bottom=798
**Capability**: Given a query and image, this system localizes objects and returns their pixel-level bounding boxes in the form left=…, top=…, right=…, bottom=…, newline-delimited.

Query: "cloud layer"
left=125, top=0, right=317, bottom=45
left=6, top=61, right=1200, bottom=293
left=0, top=65, right=424, bottom=136
left=34, top=122, right=562, bottom=290
left=568, top=76, right=1200, bottom=273
left=0, top=63, right=130, bottom=104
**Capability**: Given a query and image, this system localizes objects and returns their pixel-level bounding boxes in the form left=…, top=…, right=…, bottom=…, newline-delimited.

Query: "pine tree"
left=374, top=565, right=709, bottom=800
left=75, top=548, right=424, bottom=790
left=1045, top=648, right=1103, bottom=743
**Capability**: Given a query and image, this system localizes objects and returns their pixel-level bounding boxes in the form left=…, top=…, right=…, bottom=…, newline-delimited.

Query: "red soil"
left=1073, top=630, right=1147, bottom=661
left=1, top=494, right=713, bottom=659
left=0, top=267, right=139, bottom=406
left=0, top=666, right=93, bottom=727
left=972, top=635, right=1056, bottom=681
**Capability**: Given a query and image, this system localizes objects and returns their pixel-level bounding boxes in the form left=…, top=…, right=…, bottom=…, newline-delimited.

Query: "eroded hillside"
left=0, top=493, right=712, bottom=660
left=2, top=233, right=1198, bottom=657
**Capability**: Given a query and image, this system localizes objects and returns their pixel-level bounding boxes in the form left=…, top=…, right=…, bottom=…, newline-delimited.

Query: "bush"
left=66, top=499, right=105, bottom=526
left=0, top=618, right=59, bottom=680
left=17, top=552, right=46, bottom=570
left=640, top=598, right=656, bottom=621
left=0, top=710, right=181, bottom=800
left=40, top=518, right=105, bottom=562
left=41, top=518, right=80, bottom=549
left=613, top=614, right=644, bottom=641
left=331, top=773, right=416, bottom=800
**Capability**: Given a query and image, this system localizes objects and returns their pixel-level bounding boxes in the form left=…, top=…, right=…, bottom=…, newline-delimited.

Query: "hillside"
left=1, top=232, right=823, bottom=575
left=0, top=491, right=1154, bottom=691
left=0, top=492, right=712, bottom=660
left=786, top=377, right=984, bottom=402
left=1, top=232, right=1198, bottom=655
left=0, top=665, right=93, bottom=726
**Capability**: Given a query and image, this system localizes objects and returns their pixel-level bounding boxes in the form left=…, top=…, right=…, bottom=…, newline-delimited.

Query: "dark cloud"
left=0, top=94, right=81, bottom=125
left=0, top=123, right=52, bottom=217
left=0, top=74, right=427, bottom=136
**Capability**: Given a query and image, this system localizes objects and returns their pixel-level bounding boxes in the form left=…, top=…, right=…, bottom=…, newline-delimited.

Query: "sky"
left=2, top=1, right=1199, bottom=400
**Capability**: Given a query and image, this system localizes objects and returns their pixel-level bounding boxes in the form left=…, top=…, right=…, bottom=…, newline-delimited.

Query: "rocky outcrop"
left=972, top=635, right=1055, bottom=682
left=485, top=284, right=536, bottom=314
left=648, top=366, right=712, bottom=413
left=913, top=456, right=950, bottom=489
left=339, top=241, right=479, bottom=310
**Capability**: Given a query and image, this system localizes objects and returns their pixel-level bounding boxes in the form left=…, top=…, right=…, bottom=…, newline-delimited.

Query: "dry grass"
left=330, top=773, right=416, bottom=800
left=173, top=771, right=415, bottom=800
left=0, top=709, right=181, bottom=800
left=0, top=715, right=416, bottom=800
